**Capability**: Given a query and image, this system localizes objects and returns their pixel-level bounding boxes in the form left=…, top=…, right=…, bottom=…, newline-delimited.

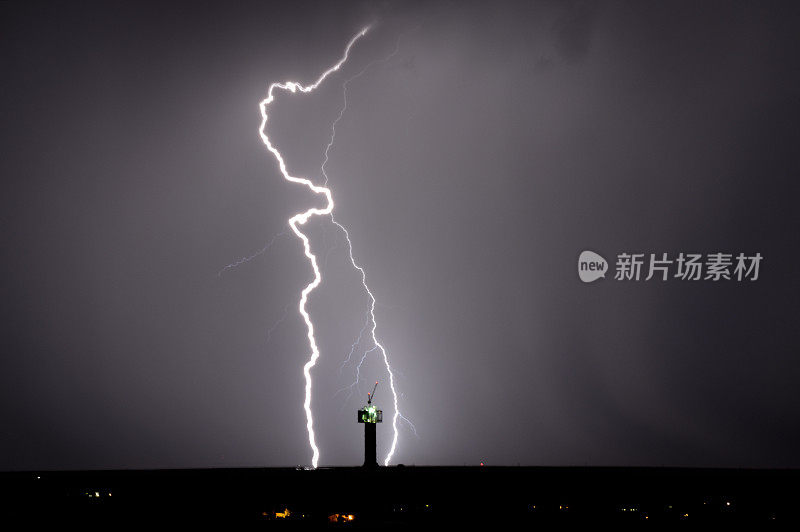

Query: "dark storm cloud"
left=1, top=0, right=799, bottom=470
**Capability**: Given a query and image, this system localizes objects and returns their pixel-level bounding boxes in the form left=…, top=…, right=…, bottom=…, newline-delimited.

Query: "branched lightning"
left=217, top=229, right=288, bottom=277
left=338, top=311, right=371, bottom=376
left=320, top=38, right=408, bottom=465
left=259, top=26, right=408, bottom=467
left=265, top=303, right=290, bottom=344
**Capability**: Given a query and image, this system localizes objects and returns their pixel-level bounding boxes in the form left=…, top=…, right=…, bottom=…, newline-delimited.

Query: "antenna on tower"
left=368, top=381, right=378, bottom=405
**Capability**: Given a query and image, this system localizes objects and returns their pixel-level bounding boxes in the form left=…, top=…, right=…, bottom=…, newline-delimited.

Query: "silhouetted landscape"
left=4, top=466, right=796, bottom=527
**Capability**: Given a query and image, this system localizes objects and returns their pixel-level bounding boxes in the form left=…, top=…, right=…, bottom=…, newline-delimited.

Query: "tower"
left=357, top=381, right=382, bottom=468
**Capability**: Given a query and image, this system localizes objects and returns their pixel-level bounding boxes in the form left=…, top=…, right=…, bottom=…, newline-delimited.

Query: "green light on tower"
left=357, top=382, right=382, bottom=467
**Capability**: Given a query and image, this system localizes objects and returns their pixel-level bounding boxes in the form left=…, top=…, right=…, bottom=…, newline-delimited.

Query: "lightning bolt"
left=320, top=38, right=408, bottom=465
left=259, top=26, right=407, bottom=467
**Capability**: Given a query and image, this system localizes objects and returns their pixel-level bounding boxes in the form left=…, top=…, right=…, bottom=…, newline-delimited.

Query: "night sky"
left=2, top=0, right=799, bottom=471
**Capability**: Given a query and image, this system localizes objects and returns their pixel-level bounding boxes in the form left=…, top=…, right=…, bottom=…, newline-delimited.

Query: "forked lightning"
left=258, top=26, right=405, bottom=467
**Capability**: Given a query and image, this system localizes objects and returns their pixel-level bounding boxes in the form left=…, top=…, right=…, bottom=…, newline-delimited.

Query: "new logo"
left=578, top=250, right=608, bottom=283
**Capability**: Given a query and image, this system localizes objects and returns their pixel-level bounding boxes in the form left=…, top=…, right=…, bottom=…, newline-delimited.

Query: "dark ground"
left=2, top=466, right=796, bottom=527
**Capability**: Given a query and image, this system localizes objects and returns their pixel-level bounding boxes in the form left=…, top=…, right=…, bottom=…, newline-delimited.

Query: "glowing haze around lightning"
left=258, top=26, right=403, bottom=467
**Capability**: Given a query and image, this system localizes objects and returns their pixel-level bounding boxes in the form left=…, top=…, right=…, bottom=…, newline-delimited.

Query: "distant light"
left=328, top=513, right=356, bottom=523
